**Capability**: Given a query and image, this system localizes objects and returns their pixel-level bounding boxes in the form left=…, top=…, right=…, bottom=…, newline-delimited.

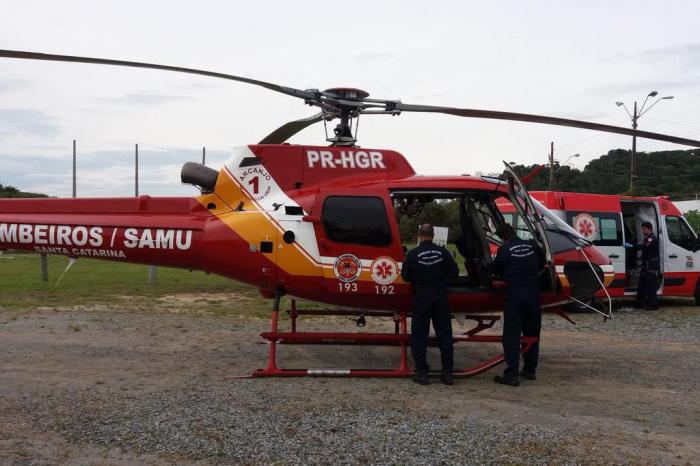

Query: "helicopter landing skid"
left=250, top=298, right=537, bottom=379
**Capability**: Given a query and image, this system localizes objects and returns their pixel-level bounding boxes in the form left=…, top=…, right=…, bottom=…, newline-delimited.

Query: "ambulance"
left=498, top=192, right=700, bottom=305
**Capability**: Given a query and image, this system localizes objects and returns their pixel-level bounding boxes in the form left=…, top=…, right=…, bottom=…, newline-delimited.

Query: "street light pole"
left=616, top=91, right=674, bottom=191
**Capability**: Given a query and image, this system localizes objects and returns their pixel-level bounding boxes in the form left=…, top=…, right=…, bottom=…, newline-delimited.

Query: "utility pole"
left=202, top=146, right=206, bottom=165
left=548, top=141, right=555, bottom=190
left=630, top=101, right=638, bottom=191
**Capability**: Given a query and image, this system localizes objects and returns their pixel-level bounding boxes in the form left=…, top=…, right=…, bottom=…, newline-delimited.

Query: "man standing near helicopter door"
left=401, top=223, right=459, bottom=385
left=490, top=223, right=543, bottom=387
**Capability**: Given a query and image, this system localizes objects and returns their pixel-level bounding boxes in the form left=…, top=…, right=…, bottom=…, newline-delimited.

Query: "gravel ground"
left=1, top=298, right=698, bottom=465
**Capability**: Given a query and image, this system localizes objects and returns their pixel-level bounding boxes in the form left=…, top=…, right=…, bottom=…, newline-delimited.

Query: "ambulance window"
left=322, top=196, right=392, bottom=246
left=665, top=216, right=695, bottom=250
left=565, top=211, right=622, bottom=246
left=600, top=219, right=618, bottom=241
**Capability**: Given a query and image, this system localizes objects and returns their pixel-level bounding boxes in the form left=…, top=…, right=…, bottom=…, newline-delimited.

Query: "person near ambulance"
left=624, top=221, right=660, bottom=310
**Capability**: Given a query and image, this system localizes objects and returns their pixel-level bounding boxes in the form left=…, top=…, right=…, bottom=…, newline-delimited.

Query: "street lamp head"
left=662, top=95, right=674, bottom=100
left=615, top=101, right=624, bottom=107
left=573, top=153, right=580, bottom=158
left=648, top=91, right=658, bottom=97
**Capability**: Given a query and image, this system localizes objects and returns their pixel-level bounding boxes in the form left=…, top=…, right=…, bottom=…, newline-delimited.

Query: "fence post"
left=40, top=254, right=49, bottom=282
left=135, top=143, right=139, bottom=197
left=135, top=143, right=158, bottom=283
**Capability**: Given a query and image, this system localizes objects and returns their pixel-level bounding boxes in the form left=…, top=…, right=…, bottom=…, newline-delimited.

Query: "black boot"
left=412, top=373, right=429, bottom=385
left=441, top=372, right=454, bottom=385
left=494, top=375, right=520, bottom=386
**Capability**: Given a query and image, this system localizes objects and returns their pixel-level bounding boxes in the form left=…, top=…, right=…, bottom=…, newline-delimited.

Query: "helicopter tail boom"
left=0, top=196, right=209, bottom=270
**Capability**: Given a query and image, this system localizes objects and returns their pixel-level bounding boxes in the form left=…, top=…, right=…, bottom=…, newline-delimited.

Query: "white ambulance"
left=500, top=192, right=700, bottom=305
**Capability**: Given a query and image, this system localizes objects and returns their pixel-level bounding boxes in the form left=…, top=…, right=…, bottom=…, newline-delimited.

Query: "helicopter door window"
left=322, top=196, right=392, bottom=246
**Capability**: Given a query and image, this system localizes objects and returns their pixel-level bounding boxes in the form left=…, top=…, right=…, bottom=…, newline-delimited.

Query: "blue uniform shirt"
left=491, top=237, right=543, bottom=289
left=632, top=233, right=660, bottom=270
left=401, top=240, right=459, bottom=290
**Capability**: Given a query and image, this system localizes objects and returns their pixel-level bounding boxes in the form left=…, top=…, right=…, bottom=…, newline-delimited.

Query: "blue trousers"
left=502, top=288, right=541, bottom=378
left=410, top=289, right=453, bottom=375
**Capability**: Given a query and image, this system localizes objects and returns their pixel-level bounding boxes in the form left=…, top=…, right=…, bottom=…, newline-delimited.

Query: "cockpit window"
left=322, top=196, right=392, bottom=246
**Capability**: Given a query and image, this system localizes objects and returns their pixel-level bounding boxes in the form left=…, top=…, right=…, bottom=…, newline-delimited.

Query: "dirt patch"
left=0, top=301, right=698, bottom=465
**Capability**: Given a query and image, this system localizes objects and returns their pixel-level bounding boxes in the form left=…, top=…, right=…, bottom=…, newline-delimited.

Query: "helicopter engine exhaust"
left=181, top=162, right=218, bottom=193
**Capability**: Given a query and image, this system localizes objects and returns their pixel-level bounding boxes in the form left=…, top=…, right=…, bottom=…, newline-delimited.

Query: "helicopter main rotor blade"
left=259, top=112, right=326, bottom=144
left=0, top=49, right=317, bottom=101
left=4, top=49, right=700, bottom=148
left=395, top=103, right=700, bottom=148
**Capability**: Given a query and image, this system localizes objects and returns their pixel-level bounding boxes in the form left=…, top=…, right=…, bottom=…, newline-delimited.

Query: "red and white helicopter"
left=2, top=50, right=699, bottom=378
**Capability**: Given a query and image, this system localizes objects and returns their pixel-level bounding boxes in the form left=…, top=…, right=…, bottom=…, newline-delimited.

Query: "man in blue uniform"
left=624, top=221, right=660, bottom=310
left=401, top=223, right=459, bottom=385
left=490, top=223, right=543, bottom=387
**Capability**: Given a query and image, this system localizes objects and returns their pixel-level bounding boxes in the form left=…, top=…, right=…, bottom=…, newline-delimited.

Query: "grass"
left=0, top=252, right=272, bottom=314
left=0, top=252, right=329, bottom=317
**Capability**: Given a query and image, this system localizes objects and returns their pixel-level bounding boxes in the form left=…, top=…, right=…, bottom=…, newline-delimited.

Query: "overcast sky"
left=2, top=0, right=700, bottom=197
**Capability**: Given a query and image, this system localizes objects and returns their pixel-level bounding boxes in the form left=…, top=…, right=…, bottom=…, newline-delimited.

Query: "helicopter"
left=2, top=49, right=700, bottom=379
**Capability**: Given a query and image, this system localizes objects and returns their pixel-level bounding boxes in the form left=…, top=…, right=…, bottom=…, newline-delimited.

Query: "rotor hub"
left=324, top=87, right=370, bottom=100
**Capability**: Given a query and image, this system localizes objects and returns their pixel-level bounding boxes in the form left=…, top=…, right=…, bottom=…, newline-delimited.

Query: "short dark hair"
left=641, top=221, right=653, bottom=230
left=418, top=223, right=434, bottom=238
left=496, top=223, right=515, bottom=241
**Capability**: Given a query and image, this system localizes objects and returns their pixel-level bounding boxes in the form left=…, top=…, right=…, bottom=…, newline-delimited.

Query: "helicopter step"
left=250, top=298, right=537, bottom=379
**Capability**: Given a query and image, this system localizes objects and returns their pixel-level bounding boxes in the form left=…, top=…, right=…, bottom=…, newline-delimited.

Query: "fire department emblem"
left=370, top=256, right=399, bottom=285
left=334, top=254, right=362, bottom=283
left=573, top=213, right=597, bottom=241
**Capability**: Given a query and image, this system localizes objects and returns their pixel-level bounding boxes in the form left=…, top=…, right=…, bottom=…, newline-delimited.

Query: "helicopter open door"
left=503, top=162, right=557, bottom=290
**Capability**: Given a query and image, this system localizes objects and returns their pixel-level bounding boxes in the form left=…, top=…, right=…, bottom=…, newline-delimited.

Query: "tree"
left=0, top=183, right=48, bottom=198
left=0, top=184, right=19, bottom=195
left=685, top=210, right=700, bottom=234
left=506, top=148, right=700, bottom=198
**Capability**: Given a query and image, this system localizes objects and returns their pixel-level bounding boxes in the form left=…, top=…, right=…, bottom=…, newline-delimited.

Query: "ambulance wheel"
left=695, top=280, right=700, bottom=306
